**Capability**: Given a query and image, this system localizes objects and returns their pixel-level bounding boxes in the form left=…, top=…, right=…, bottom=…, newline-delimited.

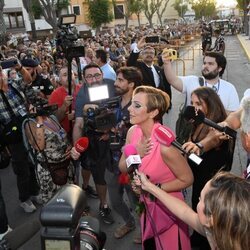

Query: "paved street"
left=0, top=34, right=249, bottom=250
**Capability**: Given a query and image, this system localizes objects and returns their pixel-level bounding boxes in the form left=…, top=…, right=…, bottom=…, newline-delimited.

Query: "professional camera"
left=85, top=96, right=120, bottom=131
left=84, top=85, right=120, bottom=131
left=40, top=184, right=106, bottom=250
left=56, top=14, right=84, bottom=59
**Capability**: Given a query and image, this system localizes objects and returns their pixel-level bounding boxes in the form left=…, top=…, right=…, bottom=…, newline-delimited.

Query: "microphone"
left=0, top=219, right=40, bottom=250
left=74, top=137, right=89, bottom=153
left=155, top=125, right=203, bottom=165
left=241, top=96, right=250, bottom=134
left=183, top=106, right=237, bottom=139
left=123, top=144, right=142, bottom=174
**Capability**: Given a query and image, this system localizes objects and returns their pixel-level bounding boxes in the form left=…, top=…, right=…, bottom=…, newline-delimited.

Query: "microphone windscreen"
left=123, top=144, right=137, bottom=157
left=183, top=106, right=205, bottom=125
left=4, top=219, right=40, bottom=250
left=154, top=125, right=175, bottom=146
left=241, top=96, right=250, bottom=133
left=75, top=137, right=89, bottom=153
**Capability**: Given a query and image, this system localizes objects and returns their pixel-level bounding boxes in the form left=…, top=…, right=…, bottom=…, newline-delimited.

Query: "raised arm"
left=162, top=54, right=184, bottom=92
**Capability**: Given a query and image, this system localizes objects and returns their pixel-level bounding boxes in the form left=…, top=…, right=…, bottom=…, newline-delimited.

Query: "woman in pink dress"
left=119, top=86, right=193, bottom=250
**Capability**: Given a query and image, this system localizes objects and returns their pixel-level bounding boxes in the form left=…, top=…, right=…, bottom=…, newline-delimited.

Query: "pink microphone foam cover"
left=154, top=125, right=175, bottom=147
left=123, top=144, right=137, bottom=157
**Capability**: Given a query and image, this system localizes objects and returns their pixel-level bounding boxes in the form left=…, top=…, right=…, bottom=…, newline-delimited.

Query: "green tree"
left=191, top=0, right=216, bottom=19
left=22, top=0, right=37, bottom=39
left=156, top=0, right=170, bottom=27
left=236, top=0, right=250, bottom=35
left=130, top=0, right=144, bottom=27
left=0, top=0, right=6, bottom=44
left=172, top=0, right=188, bottom=19
left=88, top=0, right=113, bottom=33
left=143, top=0, right=158, bottom=28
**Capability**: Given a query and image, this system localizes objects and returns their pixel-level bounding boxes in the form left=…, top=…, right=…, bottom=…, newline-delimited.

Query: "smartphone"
left=145, top=36, right=160, bottom=43
left=162, top=48, right=178, bottom=60
left=0, top=59, right=18, bottom=69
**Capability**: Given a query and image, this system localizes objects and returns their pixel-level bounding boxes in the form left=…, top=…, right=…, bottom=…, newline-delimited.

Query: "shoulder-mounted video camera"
left=56, top=14, right=85, bottom=59
left=83, top=84, right=120, bottom=131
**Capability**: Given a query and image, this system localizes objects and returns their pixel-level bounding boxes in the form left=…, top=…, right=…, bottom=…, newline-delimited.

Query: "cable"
left=141, top=194, right=164, bottom=250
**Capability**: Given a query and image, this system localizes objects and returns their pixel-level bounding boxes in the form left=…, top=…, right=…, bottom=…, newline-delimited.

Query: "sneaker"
left=0, top=226, right=12, bottom=240
left=30, top=194, right=43, bottom=205
left=82, top=185, right=98, bottom=199
left=99, top=205, right=114, bottom=224
left=20, top=199, right=36, bottom=213
left=114, top=223, right=136, bottom=239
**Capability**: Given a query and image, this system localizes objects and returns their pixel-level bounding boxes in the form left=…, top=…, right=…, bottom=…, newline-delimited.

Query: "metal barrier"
left=174, top=58, right=186, bottom=76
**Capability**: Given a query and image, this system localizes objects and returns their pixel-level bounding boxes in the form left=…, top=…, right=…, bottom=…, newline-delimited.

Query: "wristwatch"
left=196, top=142, right=204, bottom=155
left=36, top=123, right=44, bottom=128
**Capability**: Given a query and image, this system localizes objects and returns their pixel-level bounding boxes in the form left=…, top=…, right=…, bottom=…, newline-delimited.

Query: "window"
left=72, top=5, right=80, bottom=15
left=3, top=12, right=24, bottom=29
left=114, top=5, right=124, bottom=19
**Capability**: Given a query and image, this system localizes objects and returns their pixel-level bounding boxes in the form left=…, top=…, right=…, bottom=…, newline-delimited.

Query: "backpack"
left=175, top=77, right=204, bottom=144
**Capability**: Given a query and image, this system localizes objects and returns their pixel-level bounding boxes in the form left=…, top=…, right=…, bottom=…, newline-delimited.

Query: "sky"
left=216, top=0, right=237, bottom=7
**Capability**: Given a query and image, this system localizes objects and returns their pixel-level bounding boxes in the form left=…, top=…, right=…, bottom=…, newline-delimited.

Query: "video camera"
left=56, top=14, right=85, bottom=59
left=25, top=86, right=58, bottom=117
left=40, top=184, right=106, bottom=250
left=84, top=85, right=120, bottom=131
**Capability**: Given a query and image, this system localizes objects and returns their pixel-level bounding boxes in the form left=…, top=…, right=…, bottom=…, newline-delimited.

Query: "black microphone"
left=0, top=219, right=40, bottom=250
left=155, top=125, right=203, bottom=165
left=183, top=106, right=237, bottom=139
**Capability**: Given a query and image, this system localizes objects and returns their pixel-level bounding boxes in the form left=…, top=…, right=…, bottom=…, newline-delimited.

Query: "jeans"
left=105, top=169, right=137, bottom=225
left=9, top=142, right=39, bottom=202
left=0, top=179, right=8, bottom=234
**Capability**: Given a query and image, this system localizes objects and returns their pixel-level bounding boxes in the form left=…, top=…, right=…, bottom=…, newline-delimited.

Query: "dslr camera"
left=40, top=184, right=106, bottom=250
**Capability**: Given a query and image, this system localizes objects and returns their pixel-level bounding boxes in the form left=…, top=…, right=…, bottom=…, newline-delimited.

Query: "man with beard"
left=162, top=51, right=239, bottom=113
left=72, top=63, right=115, bottom=224
left=106, top=67, right=142, bottom=240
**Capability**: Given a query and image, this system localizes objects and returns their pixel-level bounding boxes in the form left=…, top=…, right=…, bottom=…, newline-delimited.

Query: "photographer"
left=72, top=63, right=115, bottom=224
left=0, top=63, right=40, bottom=213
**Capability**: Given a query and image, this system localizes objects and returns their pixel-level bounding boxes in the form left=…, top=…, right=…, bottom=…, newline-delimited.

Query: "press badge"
left=17, top=106, right=27, bottom=117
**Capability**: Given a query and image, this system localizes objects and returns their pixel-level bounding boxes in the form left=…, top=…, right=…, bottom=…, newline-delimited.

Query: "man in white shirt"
left=162, top=51, right=239, bottom=113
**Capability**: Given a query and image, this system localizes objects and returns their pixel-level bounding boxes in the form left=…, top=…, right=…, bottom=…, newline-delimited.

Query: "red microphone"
left=74, top=137, right=89, bottom=153
left=155, top=125, right=203, bottom=165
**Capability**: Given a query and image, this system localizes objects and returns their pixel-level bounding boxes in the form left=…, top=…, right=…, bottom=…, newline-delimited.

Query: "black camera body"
left=0, top=59, right=18, bottom=69
left=40, top=184, right=105, bottom=250
left=56, top=15, right=84, bottom=59
left=85, top=96, right=120, bottom=131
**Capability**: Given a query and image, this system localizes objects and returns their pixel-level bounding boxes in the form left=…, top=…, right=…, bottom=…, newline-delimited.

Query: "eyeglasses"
left=85, top=73, right=102, bottom=81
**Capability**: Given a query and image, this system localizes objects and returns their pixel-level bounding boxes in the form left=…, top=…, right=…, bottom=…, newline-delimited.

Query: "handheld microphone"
left=0, top=219, right=40, bottom=250
left=155, top=125, right=203, bottom=165
left=123, top=144, right=142, bottom=174
left=241, top=96, right=250, bottom=134
left=74, top=137, right=89, bottom=153
left=183, top=106, right=237, bottom=139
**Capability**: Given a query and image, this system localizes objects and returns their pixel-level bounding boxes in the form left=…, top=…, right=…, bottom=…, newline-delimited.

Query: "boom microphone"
left=123, top=144, right=142, bottom=174
left=0, top=219, right=41, bottom=250
left=183, top=106, right=237, bottom=139
left=74, top=137, right=89, bottom=153
left=155, top=125, right=203, bottom=165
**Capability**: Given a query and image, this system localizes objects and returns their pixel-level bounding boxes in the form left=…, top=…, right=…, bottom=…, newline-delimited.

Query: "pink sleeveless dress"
left=130, top=123, right=191, bottom=250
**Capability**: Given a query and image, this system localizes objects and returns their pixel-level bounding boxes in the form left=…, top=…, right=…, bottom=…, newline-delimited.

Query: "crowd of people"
left=0, top=22, right=249, bottom=250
